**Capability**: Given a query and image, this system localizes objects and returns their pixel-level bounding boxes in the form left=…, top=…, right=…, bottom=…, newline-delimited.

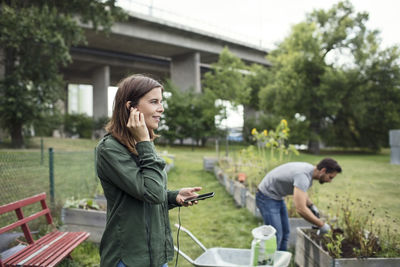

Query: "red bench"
left=0, top=193, right=90, bottom=267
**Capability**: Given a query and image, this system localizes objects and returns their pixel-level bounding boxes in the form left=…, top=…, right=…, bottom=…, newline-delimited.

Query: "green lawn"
left=165, top=146, right=262, bottom=267
left=1, top=137, right=399, bottom=266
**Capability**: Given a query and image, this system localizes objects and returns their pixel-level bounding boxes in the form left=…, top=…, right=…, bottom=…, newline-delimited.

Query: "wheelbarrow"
left=173, top=224, right=292, bottom=267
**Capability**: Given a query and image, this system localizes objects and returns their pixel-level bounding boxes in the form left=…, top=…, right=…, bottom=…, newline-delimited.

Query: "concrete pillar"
left=389, top=129, right=400, bottom=164
left=171, top=52, right=201, bottom=92
left=92, top=66, right=110, bottom=119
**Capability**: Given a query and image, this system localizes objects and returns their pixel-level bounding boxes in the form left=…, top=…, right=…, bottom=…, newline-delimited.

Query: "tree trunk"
left=308, top=139, right=320, bottom=154
left=11, top=122, right=24, bottom=148
left=201, top=137, right=208, bottom=147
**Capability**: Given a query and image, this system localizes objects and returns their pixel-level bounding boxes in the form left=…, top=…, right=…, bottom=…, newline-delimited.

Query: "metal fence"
left=0, top=147, right=98, bottom=227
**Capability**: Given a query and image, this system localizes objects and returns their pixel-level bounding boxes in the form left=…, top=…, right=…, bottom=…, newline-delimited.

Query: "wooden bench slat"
left=18, top=232, right=69, bottom=266
left=37, top=232, right=90, bottom=267
left=4, top=232, right=89, bottom=267
left=26, top=232, right=76, bottom=265
left=3, top=232, right=61, bottom=264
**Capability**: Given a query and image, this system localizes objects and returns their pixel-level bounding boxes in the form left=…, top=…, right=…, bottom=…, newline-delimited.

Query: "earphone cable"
left=174, top=206, right=181, bottom=267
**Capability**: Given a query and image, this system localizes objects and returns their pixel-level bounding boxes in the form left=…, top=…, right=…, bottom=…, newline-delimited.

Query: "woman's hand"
left=127, top=107, right=150, bottom=142
left=176, top=187, right=202, bottom=206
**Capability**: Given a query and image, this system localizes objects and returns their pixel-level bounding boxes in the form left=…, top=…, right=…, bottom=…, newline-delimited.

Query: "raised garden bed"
left=295, top=227, right=400, bottom=267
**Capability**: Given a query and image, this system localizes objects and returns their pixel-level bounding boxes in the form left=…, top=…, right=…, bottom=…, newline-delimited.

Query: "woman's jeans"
left=117, top=260, right=167, bottom=267
left=256, top=191, right=290, bottom=251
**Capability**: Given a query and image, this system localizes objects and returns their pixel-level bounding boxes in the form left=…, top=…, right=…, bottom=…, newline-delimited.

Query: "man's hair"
left=317, top=158, right=342, bottom=173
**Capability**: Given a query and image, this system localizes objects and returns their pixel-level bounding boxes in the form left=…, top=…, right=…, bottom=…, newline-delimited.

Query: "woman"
left=96, top=74, right=201, bottom=267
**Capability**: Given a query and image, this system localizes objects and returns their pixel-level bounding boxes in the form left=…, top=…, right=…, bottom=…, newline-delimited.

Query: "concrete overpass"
left=62, top=11, right=270, bottom=119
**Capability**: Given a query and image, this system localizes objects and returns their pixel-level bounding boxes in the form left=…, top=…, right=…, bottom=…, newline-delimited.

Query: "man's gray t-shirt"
left=258, top=162, right=314, bottom=200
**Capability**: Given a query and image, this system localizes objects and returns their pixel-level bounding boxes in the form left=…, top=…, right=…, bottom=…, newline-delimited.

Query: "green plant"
left=59, top=242, right=100, bottom=267
left=64, top=113, right=94, bottom=138
left=33, top=112, right=63, bottom=137
left=218, top=120, right=299, bottom=192
left=93, top=116, right=109, bottom=132
left=251, top=119, right=299, bottom=170
left=325, top=231, right=344, bottom=258
left=323, top=196, right=400, bottom=258
left=64, top=197, right=100, bottom=210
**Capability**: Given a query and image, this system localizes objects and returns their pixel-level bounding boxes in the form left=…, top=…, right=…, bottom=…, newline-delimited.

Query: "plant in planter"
left=64, top=197, right=103, bottom=211
left=296, top=196, right=400, bottom=267
left=324, top=196, right=400, bottom=258
left=217, top=120, right=299, bottom=194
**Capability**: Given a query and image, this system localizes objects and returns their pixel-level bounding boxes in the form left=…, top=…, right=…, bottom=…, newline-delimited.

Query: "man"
left=256, top=158, right=342, bottom=251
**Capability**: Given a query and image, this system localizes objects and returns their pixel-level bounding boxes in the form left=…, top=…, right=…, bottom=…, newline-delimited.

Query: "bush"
left=33, top=113, right=63, bottom=137
left=93, top=116, right=109, bottom=132
left=64, top=114, right=94, bottom=138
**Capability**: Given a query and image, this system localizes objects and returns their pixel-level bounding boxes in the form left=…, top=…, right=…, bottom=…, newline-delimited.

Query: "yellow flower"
left=263, top=130, right=268, bottom=136
left=281, top=119, right=288, bottom=127
left=251, top=128, right=257, bottom=135
left=282, top=129, right=287, bottom=134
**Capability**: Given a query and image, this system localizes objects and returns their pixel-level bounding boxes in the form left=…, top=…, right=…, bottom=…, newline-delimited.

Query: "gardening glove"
left=317, top=223, right=331, bottom=235
left=308, top=204, right=320, bottom=218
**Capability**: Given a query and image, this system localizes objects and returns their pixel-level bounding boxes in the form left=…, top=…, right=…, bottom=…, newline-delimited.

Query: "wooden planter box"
left=295, top=227, right=400, bottom=267
left=61, top=208, right=106, bottom=244
left=232, top=181, right=247, bottom=207
left=203, top=157, right=218, bottom=172
left=288, top=218, right=312, bottom=249
left=214, top=166, right=225, bottom=186
left=245, top=191, right=262, bottom=218
left=224, top=175, right=232, bottom=193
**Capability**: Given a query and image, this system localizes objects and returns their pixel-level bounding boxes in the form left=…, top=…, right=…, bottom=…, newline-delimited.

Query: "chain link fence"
left=0, top=147, right=98, bottom=227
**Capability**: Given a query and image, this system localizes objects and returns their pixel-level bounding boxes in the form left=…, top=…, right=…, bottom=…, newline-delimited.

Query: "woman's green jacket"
left=96, top=134, right=179, bottom=267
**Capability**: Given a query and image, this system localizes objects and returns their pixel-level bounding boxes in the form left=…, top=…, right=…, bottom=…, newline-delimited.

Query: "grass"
left=165, top=146, right=262, bottom=267
left=1, top=137, right=400, bottom=266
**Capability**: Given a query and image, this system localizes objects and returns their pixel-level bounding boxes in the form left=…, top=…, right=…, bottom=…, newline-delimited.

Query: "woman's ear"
left=126, top=101, right=131, bottom=110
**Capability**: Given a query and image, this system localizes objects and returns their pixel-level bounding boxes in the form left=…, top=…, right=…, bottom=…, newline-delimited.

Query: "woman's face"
left=136, top=87, right=164, bottom=130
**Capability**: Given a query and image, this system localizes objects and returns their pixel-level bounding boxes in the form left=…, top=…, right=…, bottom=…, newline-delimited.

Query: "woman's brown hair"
left=105, top=74, right=163, bottom=154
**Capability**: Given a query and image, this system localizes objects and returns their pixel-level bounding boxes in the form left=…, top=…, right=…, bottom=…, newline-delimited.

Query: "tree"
left=242, top=63, right=270, bottom=142
left=259, top=0, right=400, bottom=153
left=159, top=81, right=225, bottom=146
left=158, top=81, right=188, bottom=144
left=202, top=47, right=252, bottom=146
left=202, top=47, right=251, bottom=105
left=0, top=1, right=126, bottom=147
left=325, top=46, right=400, bottom=150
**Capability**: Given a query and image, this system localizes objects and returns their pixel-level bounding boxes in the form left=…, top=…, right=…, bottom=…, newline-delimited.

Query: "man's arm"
left=293, top=187, right=324, bottom=227
left=305, top=195, right=313, bottom=207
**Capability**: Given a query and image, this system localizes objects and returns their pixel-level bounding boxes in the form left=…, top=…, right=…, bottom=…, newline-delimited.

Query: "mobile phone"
left=183, top=192, right=215, bottom=203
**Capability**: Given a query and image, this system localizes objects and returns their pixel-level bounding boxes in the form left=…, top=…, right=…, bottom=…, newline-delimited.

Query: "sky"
left=119, top=0, right=399, bottom=50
